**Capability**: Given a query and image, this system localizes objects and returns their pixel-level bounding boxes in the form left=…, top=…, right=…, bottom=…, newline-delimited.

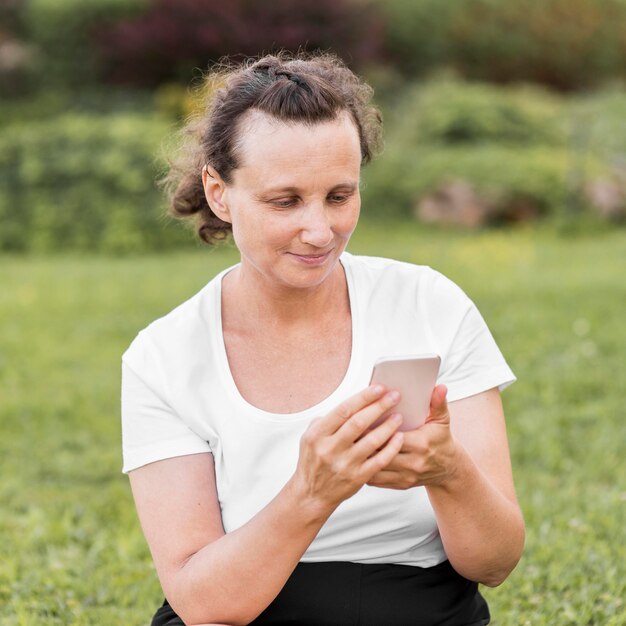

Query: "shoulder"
left=342, top=252, right=435, bottom=288
left=342, top=252, right=469, bottom=308
left=122, top=272, right=221, bottom=376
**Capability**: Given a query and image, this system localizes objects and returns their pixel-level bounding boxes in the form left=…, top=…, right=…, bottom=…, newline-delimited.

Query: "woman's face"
left=205, top=110, right=362, bottom=292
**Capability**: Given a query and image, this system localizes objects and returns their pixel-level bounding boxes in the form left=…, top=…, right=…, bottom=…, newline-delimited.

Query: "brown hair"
left=162, top=51, right=383, bottom=244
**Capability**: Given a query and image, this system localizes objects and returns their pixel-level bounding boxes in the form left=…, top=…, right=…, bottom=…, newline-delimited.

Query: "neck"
left=222, top=261, right=348, bottom=329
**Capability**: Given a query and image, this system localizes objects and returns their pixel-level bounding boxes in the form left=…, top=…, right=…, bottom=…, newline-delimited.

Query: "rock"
left=0, top=37, right=32, bottom=72
left=584, top=178, right=626, bottom=220
left=415, top=180, right=492, bottom=228
left=496, top=195, right=541, bottom=223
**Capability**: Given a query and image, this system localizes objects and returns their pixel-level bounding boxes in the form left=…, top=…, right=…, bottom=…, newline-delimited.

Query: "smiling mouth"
left=288, top=250, right=334, bottom=264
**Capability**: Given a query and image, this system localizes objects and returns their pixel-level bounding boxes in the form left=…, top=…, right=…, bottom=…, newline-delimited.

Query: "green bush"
left=0, top=112, right=193, bottom=253
left=24, top=0, right=147, bottom=89
left=570, top=89, right=626, bottom=161
left=361, top=143, right=575, bottom=220
left=361, top=140, right=613, bottom=223
left=388, top=79, right=565, bottom=147
left=360, top=78, right=625, bottom=224
left=379, top=0, right=626, bottom=90
left=376, top=0, right=461, bottom=78
left=2, top=80, right=623, bottom=254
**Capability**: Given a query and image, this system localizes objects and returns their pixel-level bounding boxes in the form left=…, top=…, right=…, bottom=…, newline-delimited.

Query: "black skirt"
left=151, top=559, right=490, bottom=626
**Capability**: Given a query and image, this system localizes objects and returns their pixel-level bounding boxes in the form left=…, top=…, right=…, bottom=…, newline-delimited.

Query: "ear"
left=202, top=164, right=232, bottom=223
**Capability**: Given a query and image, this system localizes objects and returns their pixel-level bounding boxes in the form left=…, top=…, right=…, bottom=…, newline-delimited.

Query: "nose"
left=300, top=201, right=333, bottom=248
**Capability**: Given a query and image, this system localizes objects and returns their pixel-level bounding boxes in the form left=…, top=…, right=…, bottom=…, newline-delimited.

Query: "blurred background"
left=1, top=1, right=625, bottom=624
left=1, top=0, right=626, bottom=251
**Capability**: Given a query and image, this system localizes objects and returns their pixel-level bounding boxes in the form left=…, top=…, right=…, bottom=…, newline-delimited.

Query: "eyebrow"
left=258, top=182, right=359, bottom=196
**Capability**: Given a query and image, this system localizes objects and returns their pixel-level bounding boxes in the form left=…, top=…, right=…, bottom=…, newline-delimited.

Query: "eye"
left=270, top=197, right=298, bottom=209
left=328, top=192, right=351, bottom=204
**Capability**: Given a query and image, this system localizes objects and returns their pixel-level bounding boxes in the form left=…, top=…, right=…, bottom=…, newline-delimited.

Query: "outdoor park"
left=1, top=1, right=625, bottom=625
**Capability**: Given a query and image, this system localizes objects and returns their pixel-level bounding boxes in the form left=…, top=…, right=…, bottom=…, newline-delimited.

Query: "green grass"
left=1, top=222, right=625, bottom=625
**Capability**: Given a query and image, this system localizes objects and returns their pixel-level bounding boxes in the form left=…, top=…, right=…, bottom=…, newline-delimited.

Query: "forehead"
left=231, top=110, right=362, bottom=187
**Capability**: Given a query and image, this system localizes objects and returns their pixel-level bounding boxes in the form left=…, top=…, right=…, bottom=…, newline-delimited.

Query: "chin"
left=280, top=264, right=337, bottom=290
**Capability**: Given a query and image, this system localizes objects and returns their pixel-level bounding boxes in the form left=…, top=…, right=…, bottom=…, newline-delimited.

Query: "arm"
left=367, top=385, right=525, bottom=587
left=129, top=385, right=404, bottom=626
left=130, top=453, right=327, bottom=626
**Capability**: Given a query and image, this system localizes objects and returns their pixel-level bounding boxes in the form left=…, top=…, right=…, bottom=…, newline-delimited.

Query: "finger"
left=366, top=469, right=402, bottom=485
left=336, top=390, right=400, bottom=442
left=352, top=413, right=403, bottom=460
left=367, top=468, right=418, bottom=490
left=367, top=468, right=400, bottom=487
left=425, top=384, right=450, bottom=424
left=361, top=431, right=404, bottom=481
left=366, top=470, right=412, bottom=489
left=314, top=385, right=387, bottom=436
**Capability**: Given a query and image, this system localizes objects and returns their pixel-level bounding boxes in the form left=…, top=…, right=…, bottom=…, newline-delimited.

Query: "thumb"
left=425, top=384, right=449, bottom=425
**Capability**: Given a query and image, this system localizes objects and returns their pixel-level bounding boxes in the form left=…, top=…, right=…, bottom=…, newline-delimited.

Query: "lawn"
left=1, top=222, right=625, bottom=625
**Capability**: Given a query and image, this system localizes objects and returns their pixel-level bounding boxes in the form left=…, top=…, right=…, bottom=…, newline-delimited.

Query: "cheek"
left=335, top=201, right=360, bottom=236
left=228, top=199, right=263, bottom=240
left=229, top=213, right=258, bottom=254
left=231, top=208, right=295, bottom=252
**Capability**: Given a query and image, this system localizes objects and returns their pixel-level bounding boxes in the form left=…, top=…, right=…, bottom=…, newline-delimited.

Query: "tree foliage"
left=95, top=0, right=384, bottom=87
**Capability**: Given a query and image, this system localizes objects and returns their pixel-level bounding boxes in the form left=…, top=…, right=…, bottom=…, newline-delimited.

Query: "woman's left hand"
left=366, top=384, right=462, bottom=490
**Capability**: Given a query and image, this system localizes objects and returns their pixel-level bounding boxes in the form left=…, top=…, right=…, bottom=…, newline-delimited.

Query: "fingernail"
left=388, top=390, right=400, bottom=402
left=392, top=413, right=403, bottom=424
left=372, top=384, right=384, bottom=395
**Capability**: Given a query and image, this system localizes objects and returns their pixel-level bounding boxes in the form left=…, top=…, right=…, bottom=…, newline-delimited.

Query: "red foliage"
left=96, top=0, right=385, bottom=87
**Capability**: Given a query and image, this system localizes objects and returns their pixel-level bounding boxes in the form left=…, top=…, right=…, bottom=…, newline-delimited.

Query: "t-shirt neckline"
left=211, top=252, right=361, bottom=422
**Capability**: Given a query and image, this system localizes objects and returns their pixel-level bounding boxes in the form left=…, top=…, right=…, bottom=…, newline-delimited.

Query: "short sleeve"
left=422, top=270, right=516, bottom=403
left=121, top=343, right=211, bottom=474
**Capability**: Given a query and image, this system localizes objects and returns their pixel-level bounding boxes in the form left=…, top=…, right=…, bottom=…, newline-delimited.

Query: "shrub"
left=379, top=0, right=626, bottom=91
left=361, top=143, right=575, bottom=221
left=0, top=90, right=155, bottom=127
left=362, top=141, right=617, bottom=225
left=95, top=0, right=384, bottom=87
left=388, top=79, right=565, bottom=147
left=570, top=89, right=626, bottom=163
left=0, top=112, right=193, bottom=253
left=2, top=80, right=623, bottom=255
left=23, top=0, right=147, bottom=90
left=359, top=78, right=625, bottom=225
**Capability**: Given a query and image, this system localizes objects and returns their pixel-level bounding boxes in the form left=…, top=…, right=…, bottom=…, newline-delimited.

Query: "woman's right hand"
left=290, top=385, right=404, bottom=515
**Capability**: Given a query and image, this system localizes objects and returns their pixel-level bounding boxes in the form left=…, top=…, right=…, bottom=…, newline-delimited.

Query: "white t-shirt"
left=121, top=253, right=515, bottom=567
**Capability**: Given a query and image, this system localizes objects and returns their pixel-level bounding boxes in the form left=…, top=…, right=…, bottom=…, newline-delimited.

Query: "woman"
left=121, top=52, right=525, bottom=626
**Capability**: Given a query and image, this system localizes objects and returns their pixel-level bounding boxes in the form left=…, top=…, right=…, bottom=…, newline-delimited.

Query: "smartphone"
left=369, top=354, right=441, bottom=431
